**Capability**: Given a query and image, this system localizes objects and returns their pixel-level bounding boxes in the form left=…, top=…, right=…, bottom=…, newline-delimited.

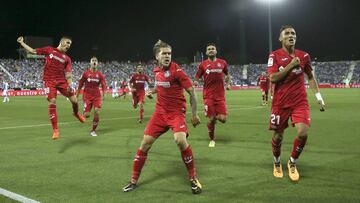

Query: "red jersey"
left=78, top=69, right=106, bottom=100
left=195, top=58, right=228, bottom=100
left=129, top=73, right=150, bottom=92
left=258, top=75, right=270, bottom=90
left=36, top=46, right=71, bottom=82
left=153, top=62, right=192, bottom=114
left=267, top=48, right=312, bottom=108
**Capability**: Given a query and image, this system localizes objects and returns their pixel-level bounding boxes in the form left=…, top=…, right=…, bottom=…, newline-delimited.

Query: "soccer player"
left=111, top=80, right=119, bottom=98
left=194, top=43, right=231, bottom=148
left=257, top=72, right=270, bottom=105
left=119, top=78, right=128, bottom=99
left=267, top=25, right=325, bottom=181
left=76, top=57, right=107, bottom=137
left=2, top=81, right=10, bottom=103
left=17, top=36, right=85, bottom=140
left=129, top=64, right=152, bottom=123
left=123, top=40, right=202, bottom=194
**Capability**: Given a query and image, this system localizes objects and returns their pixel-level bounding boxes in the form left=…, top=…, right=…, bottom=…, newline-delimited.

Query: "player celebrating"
left=2, top=81, right=10, bottom=103
left=194, top=43, right=231, bottom=148
left=119, top=78, right=128, bottom=99
left=123, top=40, right=202, bottom=194
left=267, top=25, right=325, bottom=181
left=76, top=57, right=107, bottom=137
left=17, top=36, right=85, bottom=140
left=129, top=64, right=152, bottom=123
left=257, top=72, right=271, bottom=105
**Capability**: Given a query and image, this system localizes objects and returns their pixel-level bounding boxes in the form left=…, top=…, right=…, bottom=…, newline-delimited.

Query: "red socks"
left=131, top=149, right=148, bottom=183
left=48, top=104, right=58, bottom=130
left=207, top=121, right=215, bottom=140
left=272, top=137, right=282, bottom=159
left=92, top=114, right=99, bottom=131
left=291, top=137, right=308, bottom=159
left=181, top=145, right=197, bottom=179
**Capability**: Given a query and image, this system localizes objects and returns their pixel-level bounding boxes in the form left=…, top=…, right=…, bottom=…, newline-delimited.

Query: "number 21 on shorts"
left=271, top=114, right=280, bottom=125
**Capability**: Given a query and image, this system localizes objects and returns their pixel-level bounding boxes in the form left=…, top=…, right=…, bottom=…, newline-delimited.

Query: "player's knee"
left=48, top=98, right=56, bottom=105
left=216, top=115, right=227, bottom=123
left=273, top=132, right=284, bottom=141
left=174, top=136, right=187, bottom=146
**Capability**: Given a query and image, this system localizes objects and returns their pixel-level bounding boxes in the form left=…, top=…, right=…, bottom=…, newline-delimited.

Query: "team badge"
left=164, top=70, right=170, bottom=77
left=217, top=63, right=221, bottom=67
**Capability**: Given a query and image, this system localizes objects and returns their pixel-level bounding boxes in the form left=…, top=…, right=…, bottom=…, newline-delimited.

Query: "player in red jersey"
left=76, top=57, right=107, bottom=137
left=123, top=40, right=202, bottom=194
left=267, top=25, right=325, bottom=181
left=129, top=64, right=152, bottom=123
left=194, top=43, right=231, bottom=148
left=17, top=36, right=85, bottom=140
left=119, top=78, right=128, bottom=99
left=257, top=72, right=271, bottom=105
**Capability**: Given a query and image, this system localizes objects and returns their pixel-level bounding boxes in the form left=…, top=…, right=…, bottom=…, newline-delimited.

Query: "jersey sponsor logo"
left=135, top=80, right=145, bottom=83
left=155, top=81, right=171, bottom=88
left=205, top=69, right=222, bottom=74
left=267, top=57, right=274, bottom=67
left=49, top=54, right=65, bottom=63
left=291, top=67, right=303, bottom=74
left=87, top=78, right=100, bottom=82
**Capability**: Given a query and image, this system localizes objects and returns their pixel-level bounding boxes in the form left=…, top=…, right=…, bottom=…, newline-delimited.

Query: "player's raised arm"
left=185, top=86, right=200, bottom=127
left=17, top=36, right=36, bottom=54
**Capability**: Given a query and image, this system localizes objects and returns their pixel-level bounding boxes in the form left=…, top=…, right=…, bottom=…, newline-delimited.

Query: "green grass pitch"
left=0, top=89, right=359, bottom=203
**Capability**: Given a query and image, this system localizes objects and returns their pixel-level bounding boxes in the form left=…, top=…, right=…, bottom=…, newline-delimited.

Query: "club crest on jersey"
left=164, top=70, right=171, bottom=77
left=217, top=63, right=222, bottom=67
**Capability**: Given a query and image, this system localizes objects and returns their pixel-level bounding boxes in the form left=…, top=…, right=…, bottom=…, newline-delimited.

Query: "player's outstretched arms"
left=17, top=36, right=36, bottom=54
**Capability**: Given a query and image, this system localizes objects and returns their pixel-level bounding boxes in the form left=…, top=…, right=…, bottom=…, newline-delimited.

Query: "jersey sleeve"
left=65, top=57, right=72, bottom=73
left=195, top=63, right=205, bottom=79
left=100, top=73, right=107, bottom=92
left=129, top=75, right=135, bottom=84
left=35, top=46, right=51, bottom=55
left=176, top=68, right=192, bottom=89
left=223, top=60, right=229, bottom=75
left=267, top=53, right=279, bottom=75
left=303, top=53, right=313, bottom=77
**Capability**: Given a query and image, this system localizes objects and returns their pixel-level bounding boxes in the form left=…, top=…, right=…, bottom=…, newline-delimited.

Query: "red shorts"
left=83, top=97, right=102, bottom=113
left=269, top=105, right=310, bottom=132
left=44, top=80, right=74, bottom=100
left=204, top=98, right=227, bottom=118
left=132, top=92, right=145, bottom=107
left=144, top=112, right=188, bottom=138
left=260, top=87, right=269, bottom=93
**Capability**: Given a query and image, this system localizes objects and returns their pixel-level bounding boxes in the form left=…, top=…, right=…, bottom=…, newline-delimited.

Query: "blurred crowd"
left=1, top=58, right=359, bottom=89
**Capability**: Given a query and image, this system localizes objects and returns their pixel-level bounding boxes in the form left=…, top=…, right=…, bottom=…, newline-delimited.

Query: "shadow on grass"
left=58, top=137, right=92, bottom=153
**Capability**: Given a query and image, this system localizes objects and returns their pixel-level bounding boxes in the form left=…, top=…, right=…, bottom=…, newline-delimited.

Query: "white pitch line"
left=0, top=188, right=40, bottom=203
left=0, top=106, right=264, bottom=130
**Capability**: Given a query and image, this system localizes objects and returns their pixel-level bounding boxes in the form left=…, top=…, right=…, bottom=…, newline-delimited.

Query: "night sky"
left=2, top=0, right=360, bottom=64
